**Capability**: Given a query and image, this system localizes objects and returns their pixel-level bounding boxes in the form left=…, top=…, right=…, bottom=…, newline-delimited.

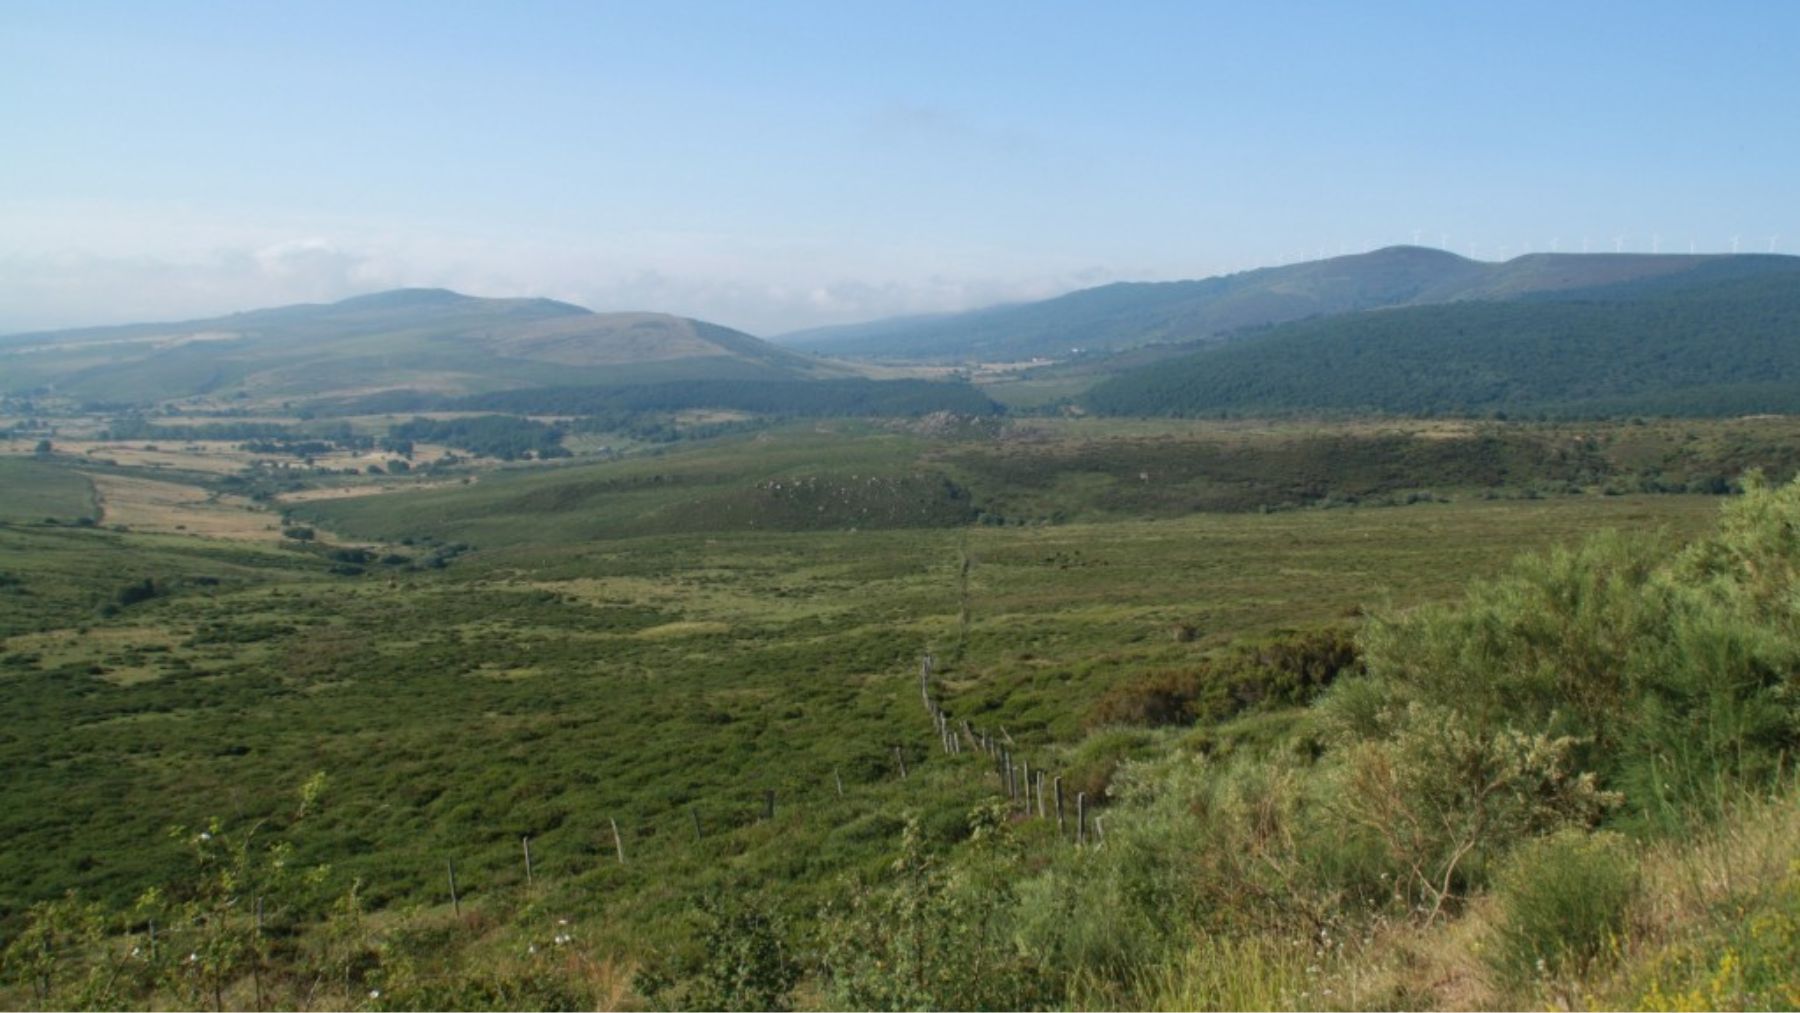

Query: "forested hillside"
left=1085, top=272, right=1800, bottom=418
left=782, top=248, right=1799, bottom=362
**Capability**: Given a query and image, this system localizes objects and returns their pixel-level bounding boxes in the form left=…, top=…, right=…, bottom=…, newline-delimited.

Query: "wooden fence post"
left=1021, top=760, right=1032, bottom=812
left=1076, top=792, right=1087, bottom=845
left=834, top=768, right=845, bottom=798
left=522, top=836, right=534, bottom=885
left=1054, top=776, right=1066, bottom=835
left=1036, top=770, right=1046, bottom=819
left=691, top=807, right=704, bottom=842
left=447, top=860, right=460, bottom=917
left=894, top=746, right=909, bottom=780
left=764, top=789, right=776, bottom=821
left=611, top=818, right=627, bottom=865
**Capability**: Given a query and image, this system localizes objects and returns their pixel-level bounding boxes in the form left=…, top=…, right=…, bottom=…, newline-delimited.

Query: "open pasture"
left=0, top=457, right=97, bottom=523
left=85, top=471, right=283, bottom=541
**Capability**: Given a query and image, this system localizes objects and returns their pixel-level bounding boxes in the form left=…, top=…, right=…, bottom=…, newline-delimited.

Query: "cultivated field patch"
left=86, top=471, right=282, bottom=541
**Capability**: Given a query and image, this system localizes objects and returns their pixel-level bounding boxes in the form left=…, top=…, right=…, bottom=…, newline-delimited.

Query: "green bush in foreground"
left=1488, top=829, right=1638, bottom=985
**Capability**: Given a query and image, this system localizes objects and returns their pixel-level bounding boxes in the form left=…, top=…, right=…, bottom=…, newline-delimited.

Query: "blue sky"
left=3, top=0, right=1795, bottom=334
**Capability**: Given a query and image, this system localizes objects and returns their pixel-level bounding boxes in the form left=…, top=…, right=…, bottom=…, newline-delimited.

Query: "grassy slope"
left=1, top=290, right=840, bottom=404
left=0, top=457, right=97, bottom=523
left=292, top=417, right=1800, bottom=549
left=291, top=426, right=971, bottom=545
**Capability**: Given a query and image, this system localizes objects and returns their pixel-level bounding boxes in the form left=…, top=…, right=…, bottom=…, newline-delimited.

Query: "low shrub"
left=1086, top=627, right=1361, bottom=730
left=1488, top=830, right=1637, bottom=985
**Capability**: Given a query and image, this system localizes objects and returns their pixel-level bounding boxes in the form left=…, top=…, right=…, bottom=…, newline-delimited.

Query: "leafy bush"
left=634, top=893, right=800, bottom=1011
left=818, top=806, right=1051, bottom=1010
left=0, top=892, right=140, bottom=1009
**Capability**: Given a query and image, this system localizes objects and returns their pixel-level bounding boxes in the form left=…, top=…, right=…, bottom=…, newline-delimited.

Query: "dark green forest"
left=1084, top=273, right=1800, bottom=418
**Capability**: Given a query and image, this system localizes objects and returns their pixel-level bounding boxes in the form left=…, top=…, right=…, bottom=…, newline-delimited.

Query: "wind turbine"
left=1412, top=229, right=1423, bottom=246
left=1770, top=235, right=1780, bottom=253
left=1550, top=237, right=1561, bottom=253
left=1732, top=235, right=1741, bottom=254
left=1613, top=235, right=1625, bottom=253
left=1439, top=232, right=1449, bottom=249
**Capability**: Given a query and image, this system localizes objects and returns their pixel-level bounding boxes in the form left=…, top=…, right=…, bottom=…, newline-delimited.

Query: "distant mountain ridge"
left=780, top=247, right=1796, bottom=361
left=0, top=289, right=851, bottom=404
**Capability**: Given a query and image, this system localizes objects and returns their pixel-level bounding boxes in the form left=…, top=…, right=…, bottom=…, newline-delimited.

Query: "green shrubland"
left=7, top=428, right=1800, bottom=1008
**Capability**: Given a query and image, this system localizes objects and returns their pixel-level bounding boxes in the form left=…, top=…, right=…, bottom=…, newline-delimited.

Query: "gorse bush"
left=1086, top=627, right=1361, bottom=730
left=1488, top=830, right=1638, bottom=986
left=1341, top=472, right=1800, bottom=826
left=1322, top=703, right=1621, bottom=922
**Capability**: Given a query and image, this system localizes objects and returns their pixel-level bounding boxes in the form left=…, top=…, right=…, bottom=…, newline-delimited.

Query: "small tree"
left=164, top=772, right=329, bottom=1011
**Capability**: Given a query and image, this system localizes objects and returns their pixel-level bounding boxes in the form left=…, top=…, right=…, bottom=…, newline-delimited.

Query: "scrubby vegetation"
left=4, top=420, right=1800, bottom=1009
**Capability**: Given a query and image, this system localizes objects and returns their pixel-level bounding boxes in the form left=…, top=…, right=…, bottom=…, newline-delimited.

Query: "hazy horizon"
left=4, top=0, right=1796, bottom=337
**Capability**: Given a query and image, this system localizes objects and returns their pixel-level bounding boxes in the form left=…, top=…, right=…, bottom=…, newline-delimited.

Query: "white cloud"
left=0, top=201, right=1128, bottom=337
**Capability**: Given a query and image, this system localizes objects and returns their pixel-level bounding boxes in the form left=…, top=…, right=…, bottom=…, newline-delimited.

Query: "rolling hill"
left=0, top=288, right=854, bottom=405
left=780, top=247, right=1800, bottom=362
left=1083, top=269, right=1800, bottom=418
